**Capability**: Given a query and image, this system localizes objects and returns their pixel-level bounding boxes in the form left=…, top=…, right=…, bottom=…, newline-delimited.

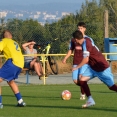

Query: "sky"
left=0, top=0, right=99, bottom=13
left=1, top=0, right=95, bottom=5
left=0, top=0, right=100, bottom=14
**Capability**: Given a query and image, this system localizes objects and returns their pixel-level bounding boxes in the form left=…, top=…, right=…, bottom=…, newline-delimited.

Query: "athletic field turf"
left=1, top=84, right=117, bottom=117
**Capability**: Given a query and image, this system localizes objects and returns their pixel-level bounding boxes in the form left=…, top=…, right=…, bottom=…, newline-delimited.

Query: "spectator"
left=22, top=40, right=43, bottom=79
left=63, top=22, right=98, bottom=100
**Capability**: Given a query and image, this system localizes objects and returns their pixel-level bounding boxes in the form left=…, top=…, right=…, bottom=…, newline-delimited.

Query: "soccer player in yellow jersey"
left=0, top=30, right=26, bottom=108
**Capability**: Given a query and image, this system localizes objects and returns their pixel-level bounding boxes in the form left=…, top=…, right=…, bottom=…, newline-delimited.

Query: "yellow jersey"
left=0, top=38, right=24, bottom=68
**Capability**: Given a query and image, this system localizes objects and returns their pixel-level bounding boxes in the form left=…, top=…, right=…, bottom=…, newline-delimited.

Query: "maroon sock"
left=109, top=84, right=117, bottom=92
left=80, top=81, right=91, bottom=97
left=80, top=86, right=85, bottom=95
left=76, top=82, right=85, bottom=95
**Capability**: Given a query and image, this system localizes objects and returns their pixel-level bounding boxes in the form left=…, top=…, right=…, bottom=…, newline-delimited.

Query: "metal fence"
left=0, top=22, right=117, bottom=75
left=1, top=23, right=106, bottom=53
left=109, top=22, right=117, bottom=38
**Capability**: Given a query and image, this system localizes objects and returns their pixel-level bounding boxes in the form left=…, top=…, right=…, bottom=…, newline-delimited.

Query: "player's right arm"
left=62, top=38, right=74, bottom=64
left=62, top=50, right=72, bottom=64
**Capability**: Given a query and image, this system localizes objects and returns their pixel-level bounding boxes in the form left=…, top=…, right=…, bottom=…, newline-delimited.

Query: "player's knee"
left=79, top=76, right=90, bottom=81
left=7, top=80, right=14, bottom=85
left=79, top=81, right=87, bottom=86
left=73, top=80, right=80, bottom=86
left=73, top=80, right=77, bottom=84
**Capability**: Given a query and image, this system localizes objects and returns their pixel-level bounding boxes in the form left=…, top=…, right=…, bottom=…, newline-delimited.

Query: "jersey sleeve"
left=86, top=40, right=94, bottom=52
left=85, top=37, right=99, bottom=51
left=0, top=40, right=4, bottom=52
left=82, top=40, right=93, bottom=58
left=69, top=39, right=75, bottom=50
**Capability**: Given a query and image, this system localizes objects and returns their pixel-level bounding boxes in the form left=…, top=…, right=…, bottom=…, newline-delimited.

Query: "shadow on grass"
left=3, top=104, right=18, bottom=107
left=2, top=102, right=117, bottom=113
left=24, top=104, right=117, bottom=112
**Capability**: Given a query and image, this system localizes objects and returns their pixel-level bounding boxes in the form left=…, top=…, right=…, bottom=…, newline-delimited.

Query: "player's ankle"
left=88, top=96, right=92, bottom=99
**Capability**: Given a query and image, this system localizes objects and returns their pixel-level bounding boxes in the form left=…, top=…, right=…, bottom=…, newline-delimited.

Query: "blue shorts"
left=82, top=67, right=114, bottom=87
left=72, top=64, right=89, bottom=80
left=81, top=66, right=96, bottom=79
left=0, top=59, right=22, bottom=82
left=24, top=62, right=30, bottom=69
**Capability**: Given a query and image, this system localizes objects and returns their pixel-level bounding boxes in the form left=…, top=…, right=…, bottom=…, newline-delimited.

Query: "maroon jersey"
left=70, top=38, right=83, bottom=64
left=70, top=37, right=93, bottom=65
left=84, top=39, right=109, bottom=71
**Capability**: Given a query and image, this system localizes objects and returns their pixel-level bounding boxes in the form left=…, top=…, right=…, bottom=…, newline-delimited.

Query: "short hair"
left=72, top=30, right=83, bottom=40
left=27, top=40, right=34, bottom=42
left=2, top=30, right=12, bottom=38
left=77, top=22, right=86, bottom=28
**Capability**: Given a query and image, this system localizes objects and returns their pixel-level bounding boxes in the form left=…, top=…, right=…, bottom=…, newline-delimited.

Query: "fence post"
left=104, top=10, right=109, bottom=38
left=41, top=54, right=46, bottom=85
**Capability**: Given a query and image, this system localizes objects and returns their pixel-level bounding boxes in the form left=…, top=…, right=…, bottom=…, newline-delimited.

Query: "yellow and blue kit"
left=0, top=38, right=24, bottom=81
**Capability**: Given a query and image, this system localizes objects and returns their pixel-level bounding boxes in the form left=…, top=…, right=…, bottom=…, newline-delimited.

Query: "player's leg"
left=8, top=64, right=26, bottom=107
left=72, top=65, right=85, bottom=100
left=94, top=67, right=117, bottom=92
left=7, top=80, right=26, bottom=107
left=79, top=80, right=95, bottom=108
left=79, top=67, right=96, bottom=108
left=0, top=59, right=26, bottom=107
left=0, top=78, right=3, bottom=109
left=78, top=64, right=91, bottom=100
left=73, top=79, right=86, bottom=98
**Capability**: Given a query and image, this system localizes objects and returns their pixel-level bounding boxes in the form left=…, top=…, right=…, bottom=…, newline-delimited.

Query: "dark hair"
left=27, top=40, right=34, bottom=42
left=72, top=30, right=83, bottom=40
left=77, top=22, right=86, bottom=28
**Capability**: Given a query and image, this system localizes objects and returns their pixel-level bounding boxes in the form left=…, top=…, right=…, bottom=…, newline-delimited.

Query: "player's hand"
left=72, top=66, right=78, bottom=71
left=62, top=58, right=66, bottom=64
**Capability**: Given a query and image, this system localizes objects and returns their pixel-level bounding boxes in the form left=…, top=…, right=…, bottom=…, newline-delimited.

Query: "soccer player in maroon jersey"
left=63, top=22, right=98, bottom=100
left=62, top=35, right=89, bottom=99
left=72, top=30, right=117, bottom=108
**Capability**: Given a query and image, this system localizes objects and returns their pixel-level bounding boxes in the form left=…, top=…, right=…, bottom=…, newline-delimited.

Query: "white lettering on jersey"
left=75, top=46, right=82, bottom=50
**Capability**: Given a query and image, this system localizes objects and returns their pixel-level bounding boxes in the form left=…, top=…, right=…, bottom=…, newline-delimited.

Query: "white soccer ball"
left=61, top=90, right=71, bottom=100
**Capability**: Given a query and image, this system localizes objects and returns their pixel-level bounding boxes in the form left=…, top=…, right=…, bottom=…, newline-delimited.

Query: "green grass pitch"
left=0, top=84, right=117, bottom=117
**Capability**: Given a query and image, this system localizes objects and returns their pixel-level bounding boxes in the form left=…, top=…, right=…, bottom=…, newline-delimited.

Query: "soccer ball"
left=61, top=90, right=71, bottom=100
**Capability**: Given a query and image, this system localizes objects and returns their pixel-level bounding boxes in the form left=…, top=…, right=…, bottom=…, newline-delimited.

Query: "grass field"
left=0, top=84, right=117, bottom=117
